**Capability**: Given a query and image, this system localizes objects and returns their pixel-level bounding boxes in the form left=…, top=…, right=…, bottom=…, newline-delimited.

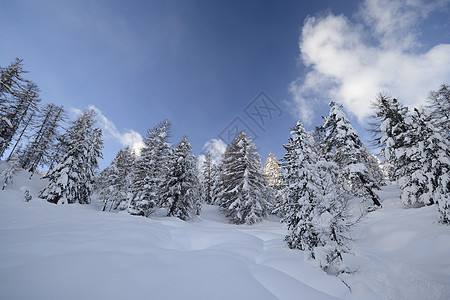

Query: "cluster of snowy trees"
left=1, top=59, right=67, bottom=188
left=1, top=59, right=104, bottom=204
left=276, top=86, right=449, bottom=273
left=96, top=124, right=273, bottom=224
left=370, top=86, right=450, bottom=223
left=96, top=120, right=202, bottom=220
left=39, top=110, right=103, bottom=204
left=276, top=102, right=383, bottom=274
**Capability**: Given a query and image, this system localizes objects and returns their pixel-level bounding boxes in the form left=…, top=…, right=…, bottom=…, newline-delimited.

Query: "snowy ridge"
left=1, top=168, right=450, bottom=300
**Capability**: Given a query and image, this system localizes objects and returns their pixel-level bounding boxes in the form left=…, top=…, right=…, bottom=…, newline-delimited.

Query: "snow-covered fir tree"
left=1, top=152, right=21, bottom=190
left=280, top=121, right=353, bottom=274
left=319, top=102, right=382, bottom=207
left=200, top=151, right=220, bottom=205
left=127, top=120, right=171, bottom=216
left=279, top=121, right=321, bottom=230
left=311, top=159, right=353, bottom=275
left=39, top=109, right=103, bottom=204
left=264, top=152, right=282, bottom=189
left=366, top=154, right=386, bottom=185
left=369, top=94, right=409, bottom=181
left=426, top=84, right=449, bottom=139
left=396, top=109, right=450, bottom=210
left=217, top=132, right=271, bottom=225
left=210, top=162, right=223, bottom=205
left=438, top=172, right=450, bottom=224
left=95, top=147, right=135, bottom=211
left=47, top=133, right=70, bottom=171
left=166, top=137, right=201, bottom=220
left=424, top=85, right=450, bottom=223
left=95, top=165, right=114, bottom=211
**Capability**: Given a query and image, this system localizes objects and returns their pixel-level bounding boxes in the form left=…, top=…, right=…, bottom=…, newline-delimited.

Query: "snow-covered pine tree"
left=127, top=120, right=171, bottom=216
left=279, top=121, right=321, bottom=241
left=39, top=109, right=103, bottom=204
left=95, top=165, right=114, bottom=211
left=47, top=133, right=70, bottom=171
left=210, top=161, right=223, bottom=205
left=217, top=132, right=271, bottom=225
left=280, top=121, right=352, bottom=274
left=264, top=152, right=282, bottom=189
left=319, top=102, right=381, bottom=207
left=1, top=152, right=21, bottom=190
left=312, top=159, right=353, bottom=275
left=437, top=171, right=450, bottom=224
left=396, top=108, right=450, bottom=210
left=20, top=104, right=66, bottom=176
left=96, top=147, right=135, bottom=211
left=366, top=154, right=386, bottom=185
left=200, top=151, right=222, bottom=205
left=369, top=94, right=409, bottom=181
left=113, top=147, right=135, bottom=210
left=426, top=84, right=449, bottom=139
left=200, top=151, right=218, bottom=205
left=263, top=152, right=280, bottom=209
left=166, top=137, right=201, bottom=220
left=0, top=81, right=40, bottom=158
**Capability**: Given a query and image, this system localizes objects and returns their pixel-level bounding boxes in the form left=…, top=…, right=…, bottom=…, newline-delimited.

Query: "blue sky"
left=1, top=0, right=449, bottom=169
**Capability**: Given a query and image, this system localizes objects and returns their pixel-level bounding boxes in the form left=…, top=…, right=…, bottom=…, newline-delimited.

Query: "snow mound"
left=1, top=168, right=449, bottom=300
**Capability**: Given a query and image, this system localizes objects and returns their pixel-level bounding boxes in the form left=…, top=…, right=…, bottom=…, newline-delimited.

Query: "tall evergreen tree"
left=319, top=102, right=381, bottom=207
left=217, top=132, right=271, bottom=225
left=366, top=154, right=386, bottom=185
left=426, top=84, right=449, bottom=139
left=39, top=110, right=103, bottom=204
left=310, top=159, right=353, bottom=275
left=127, top=120, right=171, bottom=216
left=95, top=165, right=115, bottom=211
left=264, top=152, right=282, bottom=189
left=166, top=137, right=201, bottom=220
left=279, top=121, right=321, bottom=232
left=210, top=162, right=224, bottom=205
left=1, top=152, right=21, bottom=190
left=200, top=151, right=221, bottom=205
left=280, top=121, right=352, bottom=274
left=96, top=147, right=135, bottom=211
left=369, top=94, right=409, bottom=181
left=47, top=133, right=70, bottom=171
left=396, top=109, right=450, bottom=209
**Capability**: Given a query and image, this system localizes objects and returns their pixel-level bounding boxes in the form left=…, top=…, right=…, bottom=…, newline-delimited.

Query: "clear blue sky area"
left=1, top=0, right=449, bottom=169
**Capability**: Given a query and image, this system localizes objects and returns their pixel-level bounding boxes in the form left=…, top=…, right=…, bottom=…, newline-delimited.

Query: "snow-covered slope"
left=1, top=168, right=449, bottom=300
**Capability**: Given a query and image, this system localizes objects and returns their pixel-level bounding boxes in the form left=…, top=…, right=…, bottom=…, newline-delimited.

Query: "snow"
left=1, top=166, right=450, bottom=300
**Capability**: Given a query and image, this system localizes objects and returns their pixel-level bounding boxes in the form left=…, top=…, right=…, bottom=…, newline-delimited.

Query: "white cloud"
left=290, top=0, right=450, bottom=123
left=88, top=105, right=145, bottom=155
left=197, top=139, right=227, bottom=170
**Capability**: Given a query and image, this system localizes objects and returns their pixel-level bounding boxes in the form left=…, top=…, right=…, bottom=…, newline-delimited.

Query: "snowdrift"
left=1, top=167, right=449, bottom=300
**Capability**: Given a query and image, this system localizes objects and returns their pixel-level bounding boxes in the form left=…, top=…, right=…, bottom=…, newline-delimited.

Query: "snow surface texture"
left=1, top=167, right=450, bottom=300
